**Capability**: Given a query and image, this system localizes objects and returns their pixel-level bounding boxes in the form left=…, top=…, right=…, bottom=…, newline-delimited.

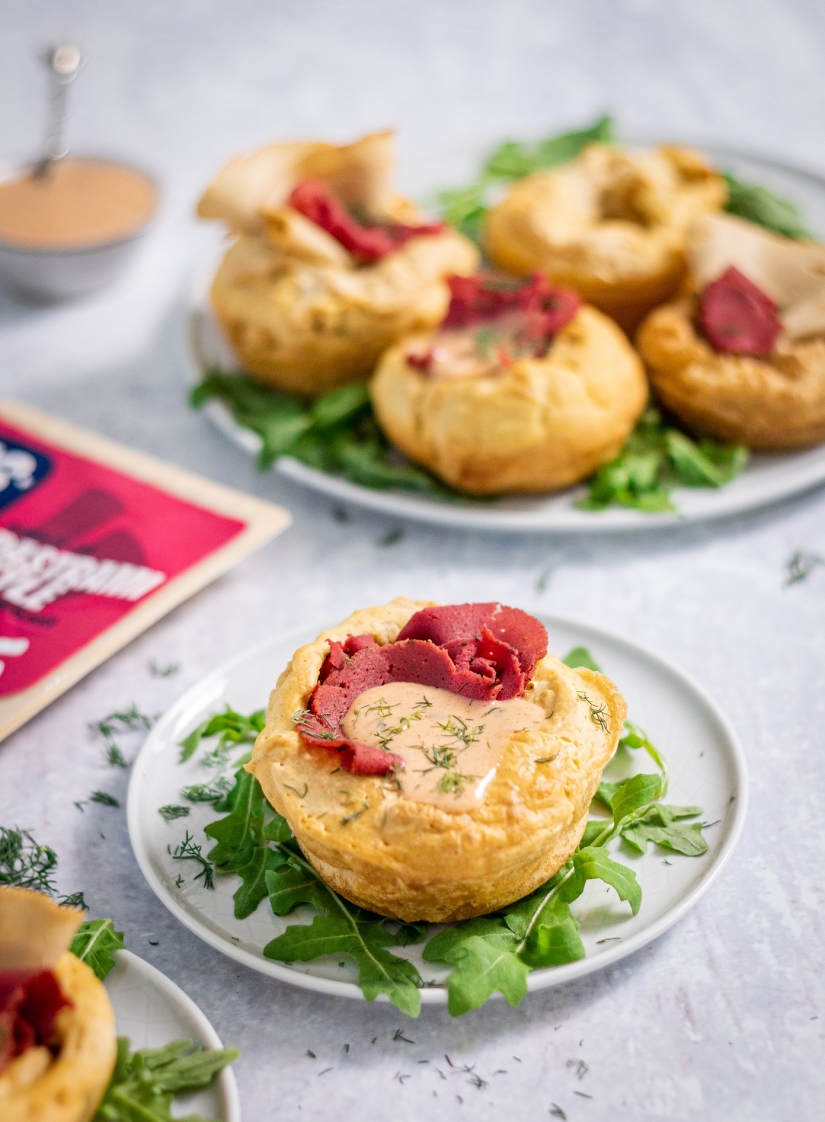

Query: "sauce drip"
left=341, top=682, right=546, bottom=812
left=0, top=159, right=157, bottom=248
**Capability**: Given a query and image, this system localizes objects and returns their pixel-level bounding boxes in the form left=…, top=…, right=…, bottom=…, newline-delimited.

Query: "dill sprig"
left=170, top=832, right=214, bottom=889
left=149, top=659, right=181, bottom=677
left=159, top=805, right=191, bottom=821
left=784, top=549, right=824, bottom=587
left=91, top=703, right=155, bottom=767
left=418, top=744, right=458, bottom=772
left=436, top=715, right=484, bottom=747
left=577, top=692, right=609, bottom=732
left=437, top=772, right=475, bottom=796
left=90, top=791, right=120, bottom=808
left=0, top=826, right=59, bottom=894
left=181, top=779, right=231, bottom=805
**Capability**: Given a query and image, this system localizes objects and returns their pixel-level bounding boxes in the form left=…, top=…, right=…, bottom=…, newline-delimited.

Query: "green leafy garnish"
left=723, top=172, right=812, bottom=240
left=191, top=374, right=448, bottom=495
left=263, top=845, right=425, bottom=1017
left=178, top=705, right=265, bottom=763
left=561, top=646, right=602, bottom=672
left=579, top=407, right=748, bottom=512
left=158, top=805, right=190, bottom=821
left=437, top=114, right=615, bottom=242
left=0, top=826, right=60, bottom=894
left=91, top=704, right=155, bottom=768
left=93, top=1036, right=238, bottom=1122
left=70, top=918, right=126, bottom=981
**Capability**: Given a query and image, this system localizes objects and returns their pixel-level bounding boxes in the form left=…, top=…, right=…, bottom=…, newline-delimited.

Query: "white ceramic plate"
left=127, top=614, right=747, bottom=1007
left=105, top=949, right=241, bottom=1121
left=187, top=144, right=825, bottom=533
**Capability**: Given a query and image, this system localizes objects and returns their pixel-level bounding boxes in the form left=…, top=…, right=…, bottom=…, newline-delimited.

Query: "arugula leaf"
left=561, top=646, right=603, bottom=673
left=265, top=856, right=333, bottom=916
left=191, top=374, right=451, bottom=495
left=69, top=918, right=125, bottom=981
left=620, top=720, right=668, bottom=797
left=560, top=847, right=641, bottom=915
left=609, top=772, right=662, bottom=827
left=178, top=706, right=265, bottom=764
left=579, top=407, right=748, bottom=513
left=723, top=172, right=811, bottom=240
left=93, top=1036, right=238, bottom=1122
left=432, top=932, right=530, bottom=1016
left=436, top=114, right=614, bottom=243
left=620, top=805, right=708, bottom=856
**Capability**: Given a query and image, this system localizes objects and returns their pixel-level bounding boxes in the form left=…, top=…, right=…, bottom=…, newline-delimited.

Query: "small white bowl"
left=0, top=155, right=159, bottom=301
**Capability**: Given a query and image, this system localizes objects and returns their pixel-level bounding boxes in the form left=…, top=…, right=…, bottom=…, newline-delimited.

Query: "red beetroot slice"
left=442, top=272, right=581, bottom=337
left=698, top=266, right=781, bottom=357
left=300, top=603, right=547, bottom=774
left=289, top=180, right=443, bottom=263
left=0, top=969, right=71, bottom=1071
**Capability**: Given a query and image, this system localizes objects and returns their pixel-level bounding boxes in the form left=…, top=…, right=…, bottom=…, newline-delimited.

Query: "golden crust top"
left=485, top=144, right=726, bottom=330
left=370, top=304, right=648, bottom=494
left=248, top=598, right=627, bottom=921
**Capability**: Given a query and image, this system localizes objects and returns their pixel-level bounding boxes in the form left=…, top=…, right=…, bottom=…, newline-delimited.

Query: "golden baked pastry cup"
left=485, top=144, right=726, bottom=332
left=0, top=951, right=117, bottom=1122
left=210, top=226, right=478, bottom=396
left=248, top=597, right=627, bottom=923
left=637, top=296, right=825, bottom=449
left=199, top=130, right=479, bottom=396
left=369, top=304, right=648, bottom=495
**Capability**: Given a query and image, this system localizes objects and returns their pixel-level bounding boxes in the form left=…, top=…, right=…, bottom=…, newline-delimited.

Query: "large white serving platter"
left=187, top=144, right=825, bottom=533
left=105, top=949, right=241, bottom=1121
left=127, top=613, right=747, bottom=1008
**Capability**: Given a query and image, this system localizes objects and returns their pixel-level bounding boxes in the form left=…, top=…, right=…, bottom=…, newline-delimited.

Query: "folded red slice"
left=288, top=180, right=445, bottom=264
left=298, top=603, right=548, bottom=775
left=0, top=968, right=72, bottom=1074
left=442, top=272, right=581, bottom=338
left=698, top=266, right=781, bottom=356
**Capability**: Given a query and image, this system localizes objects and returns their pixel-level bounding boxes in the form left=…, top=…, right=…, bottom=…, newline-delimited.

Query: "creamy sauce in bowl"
left=0, top=159, right=157, bottom=249
left=341, top=682, right=547, bottom=812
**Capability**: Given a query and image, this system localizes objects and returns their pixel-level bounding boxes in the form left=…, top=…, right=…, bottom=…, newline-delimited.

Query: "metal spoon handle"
left=33, top=43, right=81, bottom=179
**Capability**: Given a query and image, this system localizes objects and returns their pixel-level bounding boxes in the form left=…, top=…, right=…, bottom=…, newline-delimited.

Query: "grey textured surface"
left=1, top=2, right=824, bottom=1119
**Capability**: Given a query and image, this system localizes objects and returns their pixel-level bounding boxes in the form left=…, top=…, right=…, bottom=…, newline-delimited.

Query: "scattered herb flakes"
left=94, top=1036, right=238, bottom=1120
left=74, top=801, right=87, bottom=813
left=784, top=549, right=824, bottom=587
left=378, top=528, right=405, bottom=547
left=159, top=805, right=191, bottom=821
left=181, top=778, right=232, bottom=806
left=550, top=1105, right=567, bottom=1119
left=90, top=790, right=120, bottom=808
left=104, top=743, right=129, bottom=769
left=579, top=407, right=747, bottom=513
left=393, top=1029, right=415, bottom=1043
left=567, top=1058, right=588, bottom=1079
left=91, top=704, right=154, bottom=767
left=577, top=692, right=609, bottom=731
left=171, top=831, right=215, bottom=890
left=149, top=659, right=181, bottom=677
left=536, top=566, right=554, bottom=592
left=307, top=1050, right=316, bottom=1058
left=69, top=918, right=125, bottom=980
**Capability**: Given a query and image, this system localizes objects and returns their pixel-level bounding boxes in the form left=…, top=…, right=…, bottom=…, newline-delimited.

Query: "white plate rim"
left=184, top=142, right=825, bottom=534
left=127, top=613, right=748, bottom=1006
left=107, top=949, right=241, bottom=1122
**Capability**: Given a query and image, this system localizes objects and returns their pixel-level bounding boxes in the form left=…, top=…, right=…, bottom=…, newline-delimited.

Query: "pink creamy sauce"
left=341, top=682, right=547, bottom=812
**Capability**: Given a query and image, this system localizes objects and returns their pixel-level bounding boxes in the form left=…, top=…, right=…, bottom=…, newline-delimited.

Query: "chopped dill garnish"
left=784, top=549, right=824, bottom=586
left=413, top=697, right=433, bottom=710
left=60, top=891, right=88, bottom=910
left=105, top=743, right=129, bottom=768
left=284, top=783, right=309, bottom=799
left=419, top=744, right=458, bottom=772
left=171, top=831, right=214, bottom=889
left=437, top=772, right=475, bottom=796
left=90, top=790, right=120, bottom=808
left=436, top=715, right=484, bottom=747
left=340, top=793, right=369, bottom=825
left=149, top=659, right=180, bottom=677
left=0, top=826, right=58, bottom=893
left=181, top=778, right=231, bottom=805
left=159, top=805, right=191, bottom=821
left=174, top=874, right=184, bottom=888
left=577, top=692, right=609, bottom=731
left=365, top=698, right=397, bottom=720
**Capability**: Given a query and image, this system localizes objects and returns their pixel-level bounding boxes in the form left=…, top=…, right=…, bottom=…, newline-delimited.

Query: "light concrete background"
left=1, top=2, right=824, bottom=1119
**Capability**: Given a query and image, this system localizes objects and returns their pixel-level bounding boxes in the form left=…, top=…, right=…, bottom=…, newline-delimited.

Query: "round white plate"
left=105, top=949, right=241, bottom=1121
left=128, top=614, right=747, bottom=1007
left=187, top=143, right=825, bottom=533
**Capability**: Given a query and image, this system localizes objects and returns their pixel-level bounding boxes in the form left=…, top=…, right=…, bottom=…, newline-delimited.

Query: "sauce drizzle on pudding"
left=342, top=681, right=546, bottom=812
left=0, top=159, right=157, bottom=248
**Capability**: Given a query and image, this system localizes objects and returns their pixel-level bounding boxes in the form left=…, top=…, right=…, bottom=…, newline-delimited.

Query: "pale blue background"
left=1, top=3, right=824, bottom=1120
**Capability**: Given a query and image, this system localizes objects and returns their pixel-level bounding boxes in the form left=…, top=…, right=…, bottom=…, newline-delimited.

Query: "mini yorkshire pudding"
left=637, top=213, right=825, bottom=449
left=0, top=888, right=117, bottom=1122
left=248, top=598, right=627, bottom=923
left=369, top=273, right=648, bottom=495
left=198, top=131, right=478, bottom=396
left=485, top=144, right=726, bottom=332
